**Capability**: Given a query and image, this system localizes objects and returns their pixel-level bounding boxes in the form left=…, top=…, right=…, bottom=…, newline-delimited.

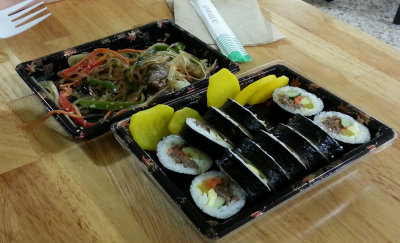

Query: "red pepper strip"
left=61, top=61, right=87, bottom=78
left=61, top=48, right=129, bottom=78
left=92, top=48, right=130, bottom=65
left=84, top=55, right=106, bottom=73
left=59, top=90, right=95, bottom=128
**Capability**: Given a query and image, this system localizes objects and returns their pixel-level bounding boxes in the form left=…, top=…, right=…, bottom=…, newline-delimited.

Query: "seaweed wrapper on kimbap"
left=219, top=98, right=270, bottom=134
left=273, top=123, right=329, bottom=170
left=203, top=106, right=252, bottom=145
left=287, top=114, right=343, bottom=159
left=180, top=118, right=233, bottom=159
left=216, top=149, right=272, bottom=198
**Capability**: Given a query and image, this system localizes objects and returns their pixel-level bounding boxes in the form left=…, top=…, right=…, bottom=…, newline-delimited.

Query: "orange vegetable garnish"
left=117, top=48, right=142, bottom=53
left=20, top=110, right=87, bottom=129
left=61, top=48, right=131, bottom=79
left=294, top=95, right=304, bottom=105
left=205, top=178, right=222, bottom=189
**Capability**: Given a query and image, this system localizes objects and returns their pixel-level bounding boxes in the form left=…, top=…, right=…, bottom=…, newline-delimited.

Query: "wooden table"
left=1, top=0, right=400, bottom=242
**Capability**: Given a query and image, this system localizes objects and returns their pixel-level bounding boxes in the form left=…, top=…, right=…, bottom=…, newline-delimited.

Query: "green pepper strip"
left=85, top=77, right=118, bottom=92
left=153, top=43, right=169, bottom=52
left=78, top=95, right=145, bottom=110
left=171, top=42, right=185, bottom=53
left=152, top=42, right=185, bottom=53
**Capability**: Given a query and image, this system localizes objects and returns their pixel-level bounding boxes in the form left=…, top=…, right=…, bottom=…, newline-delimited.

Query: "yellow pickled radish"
left=168, top=107, right=202, bottom=134
left=129, top=104, right=174, bottom=151
left=234, top=75, right=277, bottom=105
left=248, top=75, right=289, bottom=105
left=207, top=68, right=240, bottom=108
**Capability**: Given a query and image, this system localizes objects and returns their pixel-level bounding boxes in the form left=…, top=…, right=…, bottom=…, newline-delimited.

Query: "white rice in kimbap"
left=190, top=171, right=246, bottom=219
left=157, top=135, right=213, bottom=175
left=272, top=86, right=324, bottom=116
left=313, top=111, right=371, bottom=144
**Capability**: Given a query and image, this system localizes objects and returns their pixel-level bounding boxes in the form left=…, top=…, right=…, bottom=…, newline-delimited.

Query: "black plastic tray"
left=15, top=19, right=239, bottom=139
left=111, top=62, right=396, bottom=239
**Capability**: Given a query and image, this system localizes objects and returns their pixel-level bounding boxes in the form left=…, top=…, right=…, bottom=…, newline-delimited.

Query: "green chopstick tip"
left=228, top=51, right=252, bottom=63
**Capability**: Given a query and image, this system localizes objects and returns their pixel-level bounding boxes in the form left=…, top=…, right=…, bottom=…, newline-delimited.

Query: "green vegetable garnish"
left=78, top=95, right=144, bottom=110
left=85, top=77, right=118, bottom=92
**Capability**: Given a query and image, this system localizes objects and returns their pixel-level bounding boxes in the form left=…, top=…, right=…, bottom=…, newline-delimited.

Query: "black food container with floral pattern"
left=111, top=61, right=396, bottom=240
left=15, top=19, right=239, bottom=139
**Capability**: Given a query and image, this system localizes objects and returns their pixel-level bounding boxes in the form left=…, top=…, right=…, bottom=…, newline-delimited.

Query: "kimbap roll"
left=216, top=149, right=272, bottom=198
left=203, top=106, right=252, bottom=145
left=273, top=123, right=329, bottom=169
left=190, top=171, right=246, bottom=219
left=238, top=139, right=291, bottom=191
left=272, top=86, right=324, bottom=116
left=287, top=114, right=343, bottom=159
left=313, top=111, right=371, bottom=144
left=180, top=118, right=233, bottom=159
left=219, top=98, right=269, bottom=134
left=157, top=135, right=213, bottom=175
left=254, top=130, right=309, bottom=180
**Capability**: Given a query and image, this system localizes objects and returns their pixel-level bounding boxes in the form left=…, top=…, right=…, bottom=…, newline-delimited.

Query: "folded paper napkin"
left=165, top=0, right=285, bottom=47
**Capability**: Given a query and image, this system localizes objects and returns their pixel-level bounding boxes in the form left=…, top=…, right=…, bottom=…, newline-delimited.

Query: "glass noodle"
left=38, top=42, right=217, bottom=128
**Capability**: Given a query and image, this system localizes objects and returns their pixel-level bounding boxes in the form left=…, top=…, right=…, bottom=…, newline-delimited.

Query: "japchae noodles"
left=38, top=42, right=217, bottom=128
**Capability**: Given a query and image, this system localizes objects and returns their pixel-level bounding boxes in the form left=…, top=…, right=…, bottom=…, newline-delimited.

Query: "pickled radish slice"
left=168, top=107, right=202, bottom=134
left=234, top=75, right=277, bottom=105
left=129, top=104, right=174, bottom=151
left=207, top=68, right=240, bottom=108
left=248, top=75, right=289, bottom=105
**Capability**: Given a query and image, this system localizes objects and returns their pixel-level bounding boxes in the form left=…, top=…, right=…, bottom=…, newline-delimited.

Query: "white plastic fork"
left=0, top=0, right=51, bottom=39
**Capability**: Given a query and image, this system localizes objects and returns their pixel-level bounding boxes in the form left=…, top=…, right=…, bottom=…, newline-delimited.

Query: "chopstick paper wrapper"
left=190, top=0, right=251, bottom=63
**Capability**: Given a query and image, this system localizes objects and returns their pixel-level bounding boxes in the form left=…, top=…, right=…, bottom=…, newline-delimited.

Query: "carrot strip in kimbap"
left=190, top=171, right=246, bottom=219
left=313, top=111, right=371, bottom=144
left=272, top=86, right=324, bottom=116
left=157, top=135, right=213, bottom=175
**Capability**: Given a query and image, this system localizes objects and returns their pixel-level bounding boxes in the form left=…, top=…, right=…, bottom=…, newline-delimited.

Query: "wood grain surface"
left=1, top=0, right=400, bottom=242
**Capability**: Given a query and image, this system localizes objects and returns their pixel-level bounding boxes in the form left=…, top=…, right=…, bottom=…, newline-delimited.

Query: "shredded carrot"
left=60, top=79, right=81, bottom=88
left=113, top=109, right=126, bottom=117
left=92, top=48, right=130, bottom=65
left=117, top=48, right=142, bottom=53
left=127, top=58, right=138, bottom=62
left=103, top=110, right=113, bottom=120
left=62, top=48, right=130, bottom=78
left=20, top=110, right=84, bottom=129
